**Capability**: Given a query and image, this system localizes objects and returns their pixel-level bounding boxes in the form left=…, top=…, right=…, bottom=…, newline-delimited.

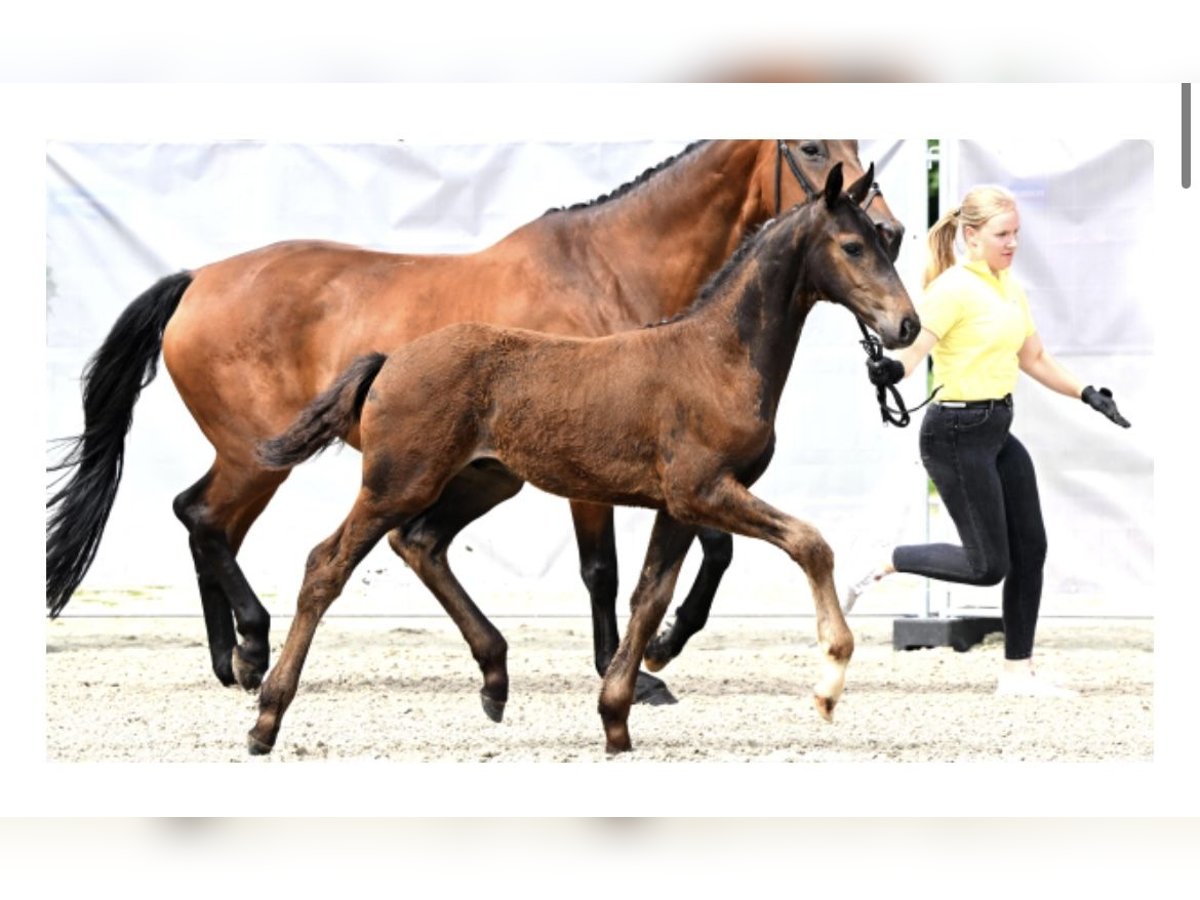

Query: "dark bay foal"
left=248, top=163, right=919, bottom=754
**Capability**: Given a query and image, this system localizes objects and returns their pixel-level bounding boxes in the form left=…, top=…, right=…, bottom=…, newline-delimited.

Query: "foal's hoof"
left=642, top=638, right=673, bottom=673
left=480, top=693, right=506, bottom=723
left=603, top=728, right=633, bottom=755
left=247, top=732, right=274, bottom=756
left=812, top=693, right=837, bottom=723
left=634, top=670, right=678, bottom=706
left=231, top=647, right=265, bottom=692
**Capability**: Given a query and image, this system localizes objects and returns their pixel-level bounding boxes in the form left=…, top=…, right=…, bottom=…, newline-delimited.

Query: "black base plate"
left=892, top=616, right=1003, bottom=652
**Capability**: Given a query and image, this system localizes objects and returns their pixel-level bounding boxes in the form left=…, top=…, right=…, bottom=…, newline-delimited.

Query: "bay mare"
left=46, top=140, right=904, bottom=705
left=248, top=163, right=920, bottom=754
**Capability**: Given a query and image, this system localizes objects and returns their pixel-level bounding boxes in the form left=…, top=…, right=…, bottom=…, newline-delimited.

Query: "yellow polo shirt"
left=919, top=259, right=1036, bottom=401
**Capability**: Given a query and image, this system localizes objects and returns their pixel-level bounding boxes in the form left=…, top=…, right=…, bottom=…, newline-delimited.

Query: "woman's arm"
left=895, top=327, right=939, bottom=378
left=1017, top=331, right=1085, bottom=399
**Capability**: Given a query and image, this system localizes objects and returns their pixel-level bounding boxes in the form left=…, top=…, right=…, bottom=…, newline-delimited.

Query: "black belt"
left=938, top=394, right=1013, bottom=410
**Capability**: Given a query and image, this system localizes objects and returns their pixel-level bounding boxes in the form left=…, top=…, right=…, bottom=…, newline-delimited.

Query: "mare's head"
left=768, top=140, right=905, bottom=261
left=799, top=161, right=919, bottom=350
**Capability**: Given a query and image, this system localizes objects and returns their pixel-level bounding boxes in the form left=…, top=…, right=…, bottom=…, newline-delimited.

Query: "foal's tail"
left=257, top=353, right=388, bottom=469
left=46, top=271, right=193, bottom=617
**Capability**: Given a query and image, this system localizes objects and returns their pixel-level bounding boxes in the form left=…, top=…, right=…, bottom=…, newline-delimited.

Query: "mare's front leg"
left=570, top=500, right=678, bottom=706
left=248, top=493, right=393, bottom=754
left=667, top=475, right=853, bottom=721
left=597, top=513, right=697, bottom=754
left=643, top=526, right=733, bottom=672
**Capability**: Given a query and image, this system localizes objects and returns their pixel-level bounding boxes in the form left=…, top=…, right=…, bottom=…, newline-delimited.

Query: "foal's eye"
left=800, top=142, right=821, bottom=157
left=842, top=241, right=864, bottom=258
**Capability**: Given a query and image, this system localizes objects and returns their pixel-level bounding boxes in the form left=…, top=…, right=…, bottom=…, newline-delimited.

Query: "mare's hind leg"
left=643, top=526, right=733, bottom=672
left=249, top=490, right=395, bottom=754
left=570, top=501, right=679, bottom=706
left=173, top=462, right=286, bottom=690
left=667, top=475, right=853, bottom=721
left=597, top=513, right=696, bottom=754
left=387, top=460, right=523, bottom=723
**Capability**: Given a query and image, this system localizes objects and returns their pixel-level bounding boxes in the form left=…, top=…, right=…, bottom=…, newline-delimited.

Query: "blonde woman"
left=845, top=185, right=1130, bottom=697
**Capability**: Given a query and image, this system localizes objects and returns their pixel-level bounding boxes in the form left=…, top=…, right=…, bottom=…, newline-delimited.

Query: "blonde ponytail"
left=923, top=208, right=960, bottom=287
left=922, top=186, right=1018, bottom=288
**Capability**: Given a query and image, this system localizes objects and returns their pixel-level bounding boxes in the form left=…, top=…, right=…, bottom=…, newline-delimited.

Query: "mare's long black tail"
left=46, top=271, right=193, bottom=617
left=257, top=353, right=388, bottom=469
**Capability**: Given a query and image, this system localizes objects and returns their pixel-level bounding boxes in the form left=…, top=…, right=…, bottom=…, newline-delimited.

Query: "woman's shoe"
left=842, top=568, right=885, bottom=615
left=995, top=669, right=1078, bottom=698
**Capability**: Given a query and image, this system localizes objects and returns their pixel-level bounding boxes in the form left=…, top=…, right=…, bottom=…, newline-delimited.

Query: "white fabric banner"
left=45, top=139, right=936, bottom=618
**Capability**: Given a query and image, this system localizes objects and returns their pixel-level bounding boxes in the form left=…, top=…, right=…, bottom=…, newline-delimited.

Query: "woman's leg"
left=995, top=433, right=1048, bottom=661
left=893, top=406, right=1013, bottom=585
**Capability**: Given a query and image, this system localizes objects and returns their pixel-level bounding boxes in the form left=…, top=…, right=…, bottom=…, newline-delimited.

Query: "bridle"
left=774, top=140, right=937, bottom=427
left=773, top=140, right=883, bottom=218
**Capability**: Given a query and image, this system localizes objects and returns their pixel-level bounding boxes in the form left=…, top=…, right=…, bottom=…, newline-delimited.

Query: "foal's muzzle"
left=878, top=312, right=920, bottom=350
left=897, top=314, right=919, bottom=346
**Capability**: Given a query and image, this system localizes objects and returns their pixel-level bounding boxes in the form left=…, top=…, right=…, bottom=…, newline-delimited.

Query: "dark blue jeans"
left=893, top=401, right=1048, bottom=660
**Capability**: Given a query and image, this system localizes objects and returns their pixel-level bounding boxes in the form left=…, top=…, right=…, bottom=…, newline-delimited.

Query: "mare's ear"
left=846, top=162, right=875, bottom=206
left=823, top=161, right=844, bottom=208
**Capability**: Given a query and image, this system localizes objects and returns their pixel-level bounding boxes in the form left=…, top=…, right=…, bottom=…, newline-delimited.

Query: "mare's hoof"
left=231, top=647, right=264, bottom=692
left=247, top=732, right=274, bottom=756
left=812, top=694, right=837, bottom=723
left=634, top=670, right=677, bottom=706
left=480, top=693, right=506, bottom=723
left=213, top=655, right=238, bottom=688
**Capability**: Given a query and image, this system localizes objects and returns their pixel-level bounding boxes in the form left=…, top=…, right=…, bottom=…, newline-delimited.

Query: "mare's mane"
left=543, top=141, right=709, bottom=216
left=642, top=201, right=815, bottom=330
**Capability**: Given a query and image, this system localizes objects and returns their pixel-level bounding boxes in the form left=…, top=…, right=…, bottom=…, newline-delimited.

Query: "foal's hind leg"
left=249, top=490, right=396, bottom=754
left=387, top=461, right=523, bottom=723
left=570, top=501, right=678, bottom=706
left=597, top=513, right=696, bottom=754
left=173, top=462, right=286, bottom=690
left=643, top=526, right=733, bottom=672
left=666, top=475, right=853, bottom=721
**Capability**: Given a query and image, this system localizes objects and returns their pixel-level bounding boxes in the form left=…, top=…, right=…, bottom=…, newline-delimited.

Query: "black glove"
left=1081, top=385, right=1131, bottom=428
left=866, top=356, right=905, bottom=388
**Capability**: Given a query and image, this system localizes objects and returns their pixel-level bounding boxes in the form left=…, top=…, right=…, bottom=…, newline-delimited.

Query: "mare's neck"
left=561, top=141, right=771, bottom=325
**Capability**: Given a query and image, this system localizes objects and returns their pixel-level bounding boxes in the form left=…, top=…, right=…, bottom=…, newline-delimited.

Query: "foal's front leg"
left=597, top=513, right=697, bottom=754
left=667, top=475, right=853, bottom=721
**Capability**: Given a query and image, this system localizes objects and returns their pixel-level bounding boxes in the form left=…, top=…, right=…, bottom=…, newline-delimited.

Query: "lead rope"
left=857, top=318, right=941, bottom=427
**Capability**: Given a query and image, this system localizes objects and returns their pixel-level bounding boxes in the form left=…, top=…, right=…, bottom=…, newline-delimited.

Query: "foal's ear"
left=823, top=161, right=845, bottom=208
left=846, top=162, right=875, bottom=206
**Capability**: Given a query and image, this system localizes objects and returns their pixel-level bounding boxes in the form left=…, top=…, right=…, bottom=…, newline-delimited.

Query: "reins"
left=774, top=140, right=936, bottom=428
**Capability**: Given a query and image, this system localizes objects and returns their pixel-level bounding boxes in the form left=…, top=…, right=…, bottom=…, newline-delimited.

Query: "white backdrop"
left=46, top=137, right=1147, bottom=621
left=924, top=140, right=1154, bottom=617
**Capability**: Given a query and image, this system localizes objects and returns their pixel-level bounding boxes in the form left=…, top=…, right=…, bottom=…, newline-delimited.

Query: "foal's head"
left=801, top=162, right=920, bottom=349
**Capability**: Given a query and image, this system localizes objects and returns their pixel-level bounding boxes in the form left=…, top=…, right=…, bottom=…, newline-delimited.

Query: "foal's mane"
left=543, top=141, right=709, bottom=216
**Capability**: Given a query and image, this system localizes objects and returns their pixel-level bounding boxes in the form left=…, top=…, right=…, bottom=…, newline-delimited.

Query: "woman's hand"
left=1081, top=386, right=1131, bottom=428
left=866, top=356, right=905, bottom=388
